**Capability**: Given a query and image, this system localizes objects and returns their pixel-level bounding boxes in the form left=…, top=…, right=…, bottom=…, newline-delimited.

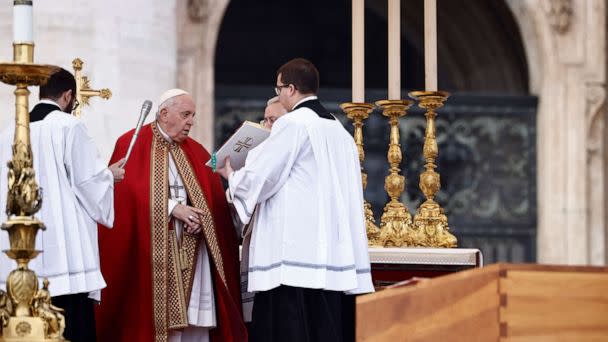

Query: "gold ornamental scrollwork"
left=72, top=58, right=112, bottom=118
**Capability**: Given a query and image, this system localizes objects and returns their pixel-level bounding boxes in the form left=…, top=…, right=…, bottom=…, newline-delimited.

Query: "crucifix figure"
left=71, top=58, right=112, bottom=118
left=169, top=178, right=185, bottom=203
left=169, top=163, right=189, bottom=271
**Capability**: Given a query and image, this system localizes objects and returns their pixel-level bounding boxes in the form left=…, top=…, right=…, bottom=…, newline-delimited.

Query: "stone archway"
left=176, top=0, right=608, bottom=265
left=210, top=0, right=539, bottom=264
left=176, top=0, right=230, bottom=149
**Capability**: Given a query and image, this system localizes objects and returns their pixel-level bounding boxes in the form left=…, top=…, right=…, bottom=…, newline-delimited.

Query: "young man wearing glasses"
left=0, top=68, right=125, bottom=342
left=219, top=58, right=374, bottom=342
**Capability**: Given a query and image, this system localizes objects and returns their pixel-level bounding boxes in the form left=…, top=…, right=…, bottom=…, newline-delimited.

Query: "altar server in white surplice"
left=0, top=68, right=124, bottom=342
left=218, top=58, right=374, bottom=342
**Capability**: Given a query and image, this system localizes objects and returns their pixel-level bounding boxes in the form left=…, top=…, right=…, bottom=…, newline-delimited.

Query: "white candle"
left=13, top=1, right=33, bottom=42
left=352, top=0, right=365, bottom=103
left=388, top=0, right=400, bottom=100
left=424, top=0, right=438, bottom=91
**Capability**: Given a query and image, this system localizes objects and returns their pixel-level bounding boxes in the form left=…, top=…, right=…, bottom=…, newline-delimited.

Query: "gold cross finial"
left=72, top=58, right=112, bottom=118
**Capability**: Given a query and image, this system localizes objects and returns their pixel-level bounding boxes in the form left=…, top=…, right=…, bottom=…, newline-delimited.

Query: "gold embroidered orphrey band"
left=150, top=124, right=227, bottom=342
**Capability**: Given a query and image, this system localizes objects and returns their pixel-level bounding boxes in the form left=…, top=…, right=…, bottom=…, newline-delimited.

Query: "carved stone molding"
left=188, top=0, right=208, bottom=22
left=545, top=0, right=573, bottom=34
left=586, top=84, right=607, bottom=155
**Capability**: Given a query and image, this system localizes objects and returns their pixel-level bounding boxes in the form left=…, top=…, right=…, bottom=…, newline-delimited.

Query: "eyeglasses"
left=260, top=116, right=278, bottom=127
left=71, top=98, right=80, bottom=112
left=274, top=84, right=291, bottom=96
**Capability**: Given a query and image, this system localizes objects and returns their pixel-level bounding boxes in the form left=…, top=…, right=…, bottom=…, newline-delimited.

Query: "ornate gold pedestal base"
left=2, top=317, right=46, bottom=341
left=363, top=201, right=381, bottom=246
left=412, top=200, right=457, bottom=248
left=378, top=201, right=413, bottom=246
left=0, top=316, right=65, bottom=342
left=0, top=220, right=66, bottom=342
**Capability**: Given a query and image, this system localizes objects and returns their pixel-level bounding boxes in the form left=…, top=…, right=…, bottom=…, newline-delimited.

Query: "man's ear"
left=159, top=108, right=168, bottom=120
left=64, top=89, right=73, bottom=101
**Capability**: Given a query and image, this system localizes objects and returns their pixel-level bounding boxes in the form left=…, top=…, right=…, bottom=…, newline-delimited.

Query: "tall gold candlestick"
left=0, top=41, right=66, bottom=342
left=340, top=103, right=381, bottom=245
left=408, top=91, right=457, bottom=248
left=375, top=99, right=417, bottom=247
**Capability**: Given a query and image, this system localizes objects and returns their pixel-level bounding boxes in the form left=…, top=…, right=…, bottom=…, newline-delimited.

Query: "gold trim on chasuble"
left=150, top=123, right=227, bottom=342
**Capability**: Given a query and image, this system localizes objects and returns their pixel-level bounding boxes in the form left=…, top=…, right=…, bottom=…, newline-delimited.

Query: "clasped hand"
left=172, top=204, right=205, bottom=234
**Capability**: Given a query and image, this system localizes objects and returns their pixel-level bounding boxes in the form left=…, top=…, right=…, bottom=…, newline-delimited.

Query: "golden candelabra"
left=374, top=100, right=418, bottom=247
left=72, top=58, right=111, bottom=118
left=340, top=102, right=381, bottom=245
left=0, top=39, right=67, bottom=340
left=408, top=91, right=457, bottom=248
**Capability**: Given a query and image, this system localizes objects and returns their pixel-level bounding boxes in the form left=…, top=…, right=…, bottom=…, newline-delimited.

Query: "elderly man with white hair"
left=260, top=96, right=288, bottom=129
left=96, top=89, right=247, bottom=342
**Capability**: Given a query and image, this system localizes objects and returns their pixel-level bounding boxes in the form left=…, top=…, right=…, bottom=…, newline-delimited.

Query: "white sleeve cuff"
left=105, top=168, right=115, bottom=189
left=168, top=199, right=178, bottom=217
left=225, top=188, right=234, bottom=204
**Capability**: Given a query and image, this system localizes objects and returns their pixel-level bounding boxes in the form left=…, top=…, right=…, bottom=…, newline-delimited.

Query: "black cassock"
left=250, top=285, right=355, bottom=342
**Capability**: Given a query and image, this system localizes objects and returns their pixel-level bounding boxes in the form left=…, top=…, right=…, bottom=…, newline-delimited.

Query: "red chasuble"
left=95, top=123, right=247, bottom=342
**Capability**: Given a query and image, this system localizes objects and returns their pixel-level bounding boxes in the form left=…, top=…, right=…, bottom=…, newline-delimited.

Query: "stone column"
left=176, top=0, right=230, bottom=150
left=507, top=0, right=607, bottom=265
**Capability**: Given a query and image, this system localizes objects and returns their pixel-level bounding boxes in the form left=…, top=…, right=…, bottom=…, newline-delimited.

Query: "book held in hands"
left=206, top=121, right=270, bottom=171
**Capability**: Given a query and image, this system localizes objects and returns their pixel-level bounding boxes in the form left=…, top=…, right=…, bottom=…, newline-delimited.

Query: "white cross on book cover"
left=206, top=121, right=270, bottom=171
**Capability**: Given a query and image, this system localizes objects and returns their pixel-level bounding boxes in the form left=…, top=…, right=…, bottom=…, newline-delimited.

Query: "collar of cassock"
left=153, top=122, right=178, bottom=149
left=38, top=99, right=62, bottom=110
left=292, top=95, right=318, bottom=110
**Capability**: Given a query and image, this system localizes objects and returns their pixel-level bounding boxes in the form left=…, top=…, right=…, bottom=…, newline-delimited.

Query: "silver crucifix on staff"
left=71, top=58, right=112, bottom=118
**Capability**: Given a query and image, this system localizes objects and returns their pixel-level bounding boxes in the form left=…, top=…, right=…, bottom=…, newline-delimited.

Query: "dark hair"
left=276, top=58, right=319, bottom=95
left=39, top=68, right=76, bottom=100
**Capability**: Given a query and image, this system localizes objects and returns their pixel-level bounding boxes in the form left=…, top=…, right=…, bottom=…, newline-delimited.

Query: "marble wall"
left=0, top=0, right=177, bottom=160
